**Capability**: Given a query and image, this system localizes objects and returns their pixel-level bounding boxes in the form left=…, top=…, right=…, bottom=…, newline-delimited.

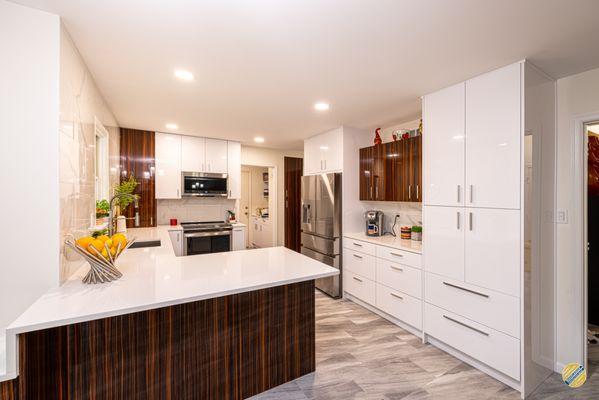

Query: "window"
left=94, top=117, right=110, bottom=201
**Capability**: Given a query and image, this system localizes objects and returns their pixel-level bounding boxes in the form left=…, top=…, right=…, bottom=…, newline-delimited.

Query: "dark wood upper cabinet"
left=359, top=136, right=422, bottom=202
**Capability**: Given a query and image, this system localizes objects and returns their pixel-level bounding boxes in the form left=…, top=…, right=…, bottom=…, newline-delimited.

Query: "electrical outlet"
left=556, top=209, right=568, bottom=224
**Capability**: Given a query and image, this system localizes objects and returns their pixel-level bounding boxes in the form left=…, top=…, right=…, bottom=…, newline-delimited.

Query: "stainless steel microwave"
left=182, top=172, right=228, bottom=197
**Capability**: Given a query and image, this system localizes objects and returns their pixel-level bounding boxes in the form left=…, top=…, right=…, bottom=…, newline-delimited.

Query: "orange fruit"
left=111, top=233, right=127, bottom=248
left=76, top=236, right=94, bottom=249
left=88, top=239, right=104, bottom=254
left=105, top=239, right=113, bottom=248
left=97, top=235, right=110, bottom=243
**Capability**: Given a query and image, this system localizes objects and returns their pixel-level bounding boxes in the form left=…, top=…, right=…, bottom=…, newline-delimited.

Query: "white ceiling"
left=13, top=0, right=599, bottom=149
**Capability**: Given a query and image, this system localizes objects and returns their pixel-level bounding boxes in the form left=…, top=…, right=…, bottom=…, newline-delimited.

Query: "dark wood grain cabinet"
left=359, top=136, right=422, bottom=202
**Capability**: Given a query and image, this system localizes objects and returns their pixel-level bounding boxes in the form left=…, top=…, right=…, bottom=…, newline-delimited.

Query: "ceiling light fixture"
left=314, top=102, right=330, bottom=111
left=174, top=69, right=194, bottom=81
left=166, top=123, right=178, bottom=130
left=254, top=137, right=265, bottom=143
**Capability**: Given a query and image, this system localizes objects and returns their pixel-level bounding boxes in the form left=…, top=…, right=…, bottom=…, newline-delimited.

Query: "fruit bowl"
left=65, top=233, right=136, bottom=284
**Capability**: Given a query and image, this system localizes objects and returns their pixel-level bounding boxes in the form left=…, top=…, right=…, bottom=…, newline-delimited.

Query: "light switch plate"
left=556, top=209, right=568, bottom=224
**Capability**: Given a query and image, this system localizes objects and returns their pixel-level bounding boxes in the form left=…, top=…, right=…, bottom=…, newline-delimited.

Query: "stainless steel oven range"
left=181, top=221, right=233, bottom=256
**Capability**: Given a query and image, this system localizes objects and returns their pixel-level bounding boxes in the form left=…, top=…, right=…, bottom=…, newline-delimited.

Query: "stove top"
left=181, top=221, right=233, bottom=231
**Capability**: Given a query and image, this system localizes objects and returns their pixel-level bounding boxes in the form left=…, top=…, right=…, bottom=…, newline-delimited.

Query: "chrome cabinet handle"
left=457, top=211, right=461, bottom=230
left=416, top=185, right=419, bottom=200
left=457, top=185, right=461, bottom=203
left=177, top=188, right=180, bottom=198
left=352, top=242, right=363, bottom=247
left=324, top=159, right=327, bottom=170
left=443, top=281, right=489, bottom=298
left=408, top=185, right=412, bottom=200
left=353, top=276, right=363, bottom=282
left=390, top=292, right=403, bottom=300
left=469, top=185, right=473, bottom=203
left=390, top=252, right=403, bottom=258
left=353, top=254, right=363, bottom=259
left=443, top=315, right=489, bottom=336
left=469, top=212, right=473, bottom=231
left=390, top=265, right=403, bottom=272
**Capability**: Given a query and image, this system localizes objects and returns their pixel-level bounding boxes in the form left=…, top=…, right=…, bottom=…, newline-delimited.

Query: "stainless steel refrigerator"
left=301, top=173, right=342, bottom=298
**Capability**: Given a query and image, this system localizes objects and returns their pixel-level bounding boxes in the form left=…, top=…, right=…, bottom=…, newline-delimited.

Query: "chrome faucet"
left=108, top=193, right=140, bottom=236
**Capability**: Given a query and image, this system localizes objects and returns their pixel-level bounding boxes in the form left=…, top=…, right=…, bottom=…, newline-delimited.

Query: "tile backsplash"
left=157, top=198, right=238, bottom=224
left=360, top=201, right=422, bottom=235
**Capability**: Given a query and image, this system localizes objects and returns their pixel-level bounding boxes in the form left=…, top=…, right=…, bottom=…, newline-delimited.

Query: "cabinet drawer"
left=376, top=246, right=422, bottom=268
left=425, top=273, right=520, bottom=338
left=343, top=238, right=376, bottom=256
left=344, top=271, right=375, bottom=305
left=425, top=303, right=520, bottom=380
left=376, top=284, right=422, bottom=329
left=376, top=260, right=422, bottom=299
left=343, top=248, right=375, bottom=280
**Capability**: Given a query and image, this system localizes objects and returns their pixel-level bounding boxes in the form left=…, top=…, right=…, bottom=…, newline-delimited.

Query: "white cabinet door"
left=155, top=132, right=182, bottom=199
left=465, top=208, right=520, bottom=297
left=423, top=206, right=464, bottom=281
left=205, top=138, right=228, bottom=173
left=227, top=141, right=241, bottom=199
left=303, top=135, right=322, bottom=175
left=181, top=136, right=205, bottom=172
left=232, top=226, right=246, bottom=251
left=465, top=63, right=521, bottom=209
left=320, top=128, right=343, bottom=172
left=168, top=230, right=183, bottom=256
left=423, top=83, right=465, bottom=206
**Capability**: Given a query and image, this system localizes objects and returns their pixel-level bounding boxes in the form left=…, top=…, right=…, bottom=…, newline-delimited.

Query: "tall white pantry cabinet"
left=422, top=61, right=556, bottom=398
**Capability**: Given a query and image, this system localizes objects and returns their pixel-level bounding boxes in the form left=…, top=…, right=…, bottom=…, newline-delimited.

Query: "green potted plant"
left=411, top=225, right=422, bottom=241
left=113, top=176, right=139, bottom=215
left=96, top=199, right=110, bottom=225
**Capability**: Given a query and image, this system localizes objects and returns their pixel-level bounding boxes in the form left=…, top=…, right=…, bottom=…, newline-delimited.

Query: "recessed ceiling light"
left=174, top=69, right=194, bottom=81
left=314, top=102, right=330, bottom=111
left=166, top=123, right=178, bottom=130
left=254, top=137, right=265, bottom=143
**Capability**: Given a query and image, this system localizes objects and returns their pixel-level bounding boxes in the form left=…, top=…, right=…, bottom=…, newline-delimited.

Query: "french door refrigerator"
left=301, top=173, right=342, bottom=298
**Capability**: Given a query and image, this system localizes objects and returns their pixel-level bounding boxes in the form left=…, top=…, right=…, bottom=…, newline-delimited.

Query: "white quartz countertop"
left=344, top=232, right=422, bottom=254
left=0, top=225, right=337, bottom=382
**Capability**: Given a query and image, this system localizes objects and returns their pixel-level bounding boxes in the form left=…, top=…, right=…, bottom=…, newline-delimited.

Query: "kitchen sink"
left=129, top=240, right=161, bottom=249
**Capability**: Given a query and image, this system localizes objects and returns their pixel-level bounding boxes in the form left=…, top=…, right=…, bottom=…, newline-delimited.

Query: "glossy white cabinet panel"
left=423, top=83, right=465, bottom=206
left=376, top=284, right=422, bottom=329
left=423, top=206, right=464, bottom=281
left=376, top=246, right=422, bottom=269
left=343, top=248, right=376, bottom=281
left=343, top=238, right=376, bottom=256
left=376, top=261, right=422, bottom=299
left=465, top=208, right=520, bottom=297
left=303, top=135, right=321, bottom=175
left=205, top=138, right=228, bottom=173
left=425, top=272, right=520, bottom=338
left=168, top=229, right=183, bottom=256
left=303, top=128, right=343, bottom=174
left=425, top=303, right=520, bottom=380
left=465, top=63, right=521, bottom=209
left=227, top=141, right=241, bottom=199
left=344, top=270, right=376, bottom=305
left=232, top=226, right=246, bottom=251
left=181, top=135, right=205, bottom=172
left=155, top=132, right=182, bottom=199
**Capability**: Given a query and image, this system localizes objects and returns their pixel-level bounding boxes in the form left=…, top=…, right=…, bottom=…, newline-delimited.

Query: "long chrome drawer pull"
left=353, top=254, right=363, bottom=259
left=443, top=282, right=489, bottom=298
left=443, top=315, right=489, bottom=336
left=353, top=242, right=363, bottom=247
left=390, top=265, right=403, bottom=272
left=390, top=292, right=403, bottom=300
left=353, top=276, right=363, bottom=282
left=390, top=252, right=403, bottom=257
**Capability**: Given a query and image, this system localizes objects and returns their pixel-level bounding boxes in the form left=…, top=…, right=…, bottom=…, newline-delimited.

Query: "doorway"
left=587, top=121, right=599, bottom=373
left=241, top=165, right=276, bottom=249
left=284, top=157, right=303, bottom=252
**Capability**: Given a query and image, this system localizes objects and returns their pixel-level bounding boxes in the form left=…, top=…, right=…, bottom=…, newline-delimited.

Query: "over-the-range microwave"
left=182, top=172, right=228, bottom=197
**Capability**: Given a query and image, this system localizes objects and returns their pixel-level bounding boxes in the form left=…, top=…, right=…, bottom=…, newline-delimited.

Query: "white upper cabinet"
left=423, top=205, right=465, bottom=281
left=304, top=128, right=343, bottom=175
left=465, top=208, right=520, bottom=297
left=205, top=138, right=228, bottom=173
left=465, top=63, right=521, bottom=209
left=181, top=136, right=205, bottom=172
left=155, top=132, right=182, bottom=199
left=423, top=83, right=465, bottom=206
left=227, top=141, right=241, bottom=199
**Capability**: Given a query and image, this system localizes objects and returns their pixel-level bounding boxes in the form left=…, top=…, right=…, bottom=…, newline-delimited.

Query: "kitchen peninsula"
left=0, top=226, right=338, bottom=399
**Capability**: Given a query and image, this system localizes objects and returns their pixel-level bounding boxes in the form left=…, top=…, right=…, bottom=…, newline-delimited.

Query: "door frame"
left=241, top=163, right=278, bottom=247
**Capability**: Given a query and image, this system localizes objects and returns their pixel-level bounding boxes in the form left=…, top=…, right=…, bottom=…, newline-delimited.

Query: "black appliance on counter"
left=181, top=221, right=232, bottom=255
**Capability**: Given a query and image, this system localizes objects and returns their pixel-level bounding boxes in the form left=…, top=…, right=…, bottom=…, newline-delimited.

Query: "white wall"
left=241, top=146, right=303, bottom=246
left=0, top=1, right=60, bottom=329
left=556, top=66, right=599, bottom=368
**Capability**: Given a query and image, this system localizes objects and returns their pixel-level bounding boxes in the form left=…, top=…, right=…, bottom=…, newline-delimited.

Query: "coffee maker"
left=365, top=210, right=384, bottom=237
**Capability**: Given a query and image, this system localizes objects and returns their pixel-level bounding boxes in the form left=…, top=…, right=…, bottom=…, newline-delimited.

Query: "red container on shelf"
left=170, top=218, right=178, bottom=226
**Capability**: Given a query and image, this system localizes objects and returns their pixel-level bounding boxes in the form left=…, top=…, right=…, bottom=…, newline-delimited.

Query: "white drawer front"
left=343, top=238, right=376, bottom=255
left=343, top=248, right=376, bottom=280
left=425, top=273, right=520, bottom=338
left=376, top=260, right=422, bottom=299
left=376, top=284, right=422, bottom=330
left=425, top=303, right=520, bottom=380
left=344, top=271, right=375, bottom=305
left=376, top=246, right=422, bottom=269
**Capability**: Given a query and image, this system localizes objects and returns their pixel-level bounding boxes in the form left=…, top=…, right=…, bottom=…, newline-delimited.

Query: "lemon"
left=111, top=233, right=128, bottom=248
left=88, top=239, right=104, bottom=254
left=105, top=239, right=113, bottom=248
left=76, top=236, right=94, bottom=249
left=109, top=247, right=117, bottom=257
left=101, top=248, right=109, bottom=259
left=97, top=235, right=110, bottom=243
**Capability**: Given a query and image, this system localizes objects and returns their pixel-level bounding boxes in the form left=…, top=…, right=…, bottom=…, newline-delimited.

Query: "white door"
left=465, top=208, right=520, bottom=297
left=205, top=138, right=228, bottom=173
left=465, top=63, right=521, bottom=209
left=423, top=206, right=465, bottom=281
left=319, top=128, right=343, bottom=172
left=155, top=132, right=182, bottom=199
left=423, top=83, right=465, bottom=206
left=303, top=135, right=322, bottom=175
left=227, top=141, right=241, bottom=198
left=240, top=170, right=250, bottom=247
left=181, top=136, right=205, bottom=172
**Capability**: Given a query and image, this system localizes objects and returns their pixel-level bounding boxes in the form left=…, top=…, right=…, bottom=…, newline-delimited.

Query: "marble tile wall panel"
left=360, top=201, right=422, bottom=233
left=157, top=198, right=237, bottom=224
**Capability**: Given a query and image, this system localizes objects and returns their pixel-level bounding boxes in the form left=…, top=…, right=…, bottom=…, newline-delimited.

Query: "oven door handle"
left=184, top=230, right=232, bottom=238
